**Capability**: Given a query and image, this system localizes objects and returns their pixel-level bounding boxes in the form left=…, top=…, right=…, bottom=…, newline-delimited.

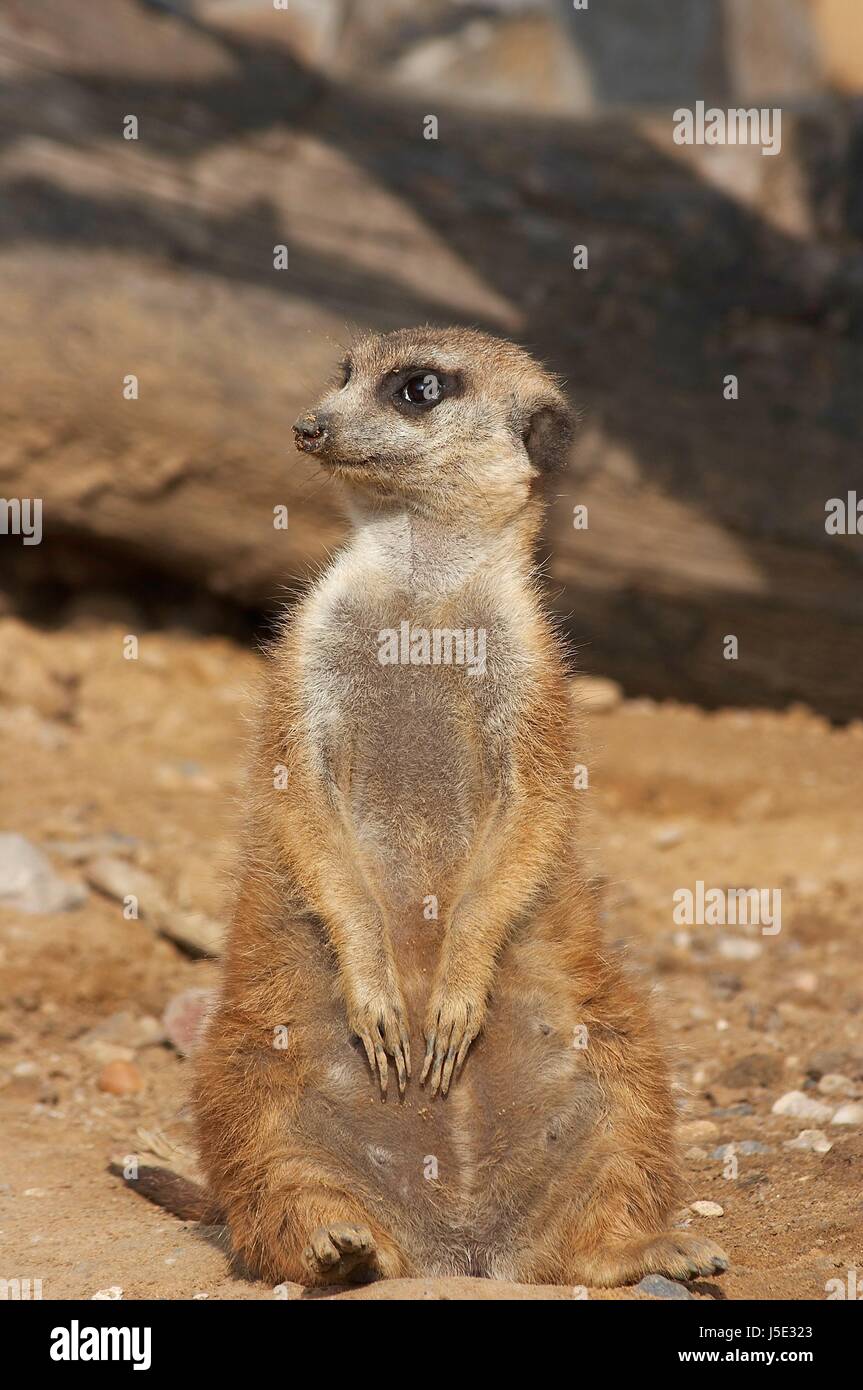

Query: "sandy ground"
left=0, top=614, right=861, bottom=1301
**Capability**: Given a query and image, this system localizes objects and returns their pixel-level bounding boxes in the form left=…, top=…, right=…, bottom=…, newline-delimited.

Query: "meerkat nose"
left=293, top=412, right=330, bottom=454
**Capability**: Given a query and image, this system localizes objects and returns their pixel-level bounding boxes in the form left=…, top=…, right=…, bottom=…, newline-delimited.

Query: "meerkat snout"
left=292, top=326, right=575, bottom=508
left=293, top=412, right=330, bottom=455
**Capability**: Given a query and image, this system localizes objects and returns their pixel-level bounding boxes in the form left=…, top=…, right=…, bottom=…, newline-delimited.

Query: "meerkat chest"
left=299, top=575, right=525, bottom=897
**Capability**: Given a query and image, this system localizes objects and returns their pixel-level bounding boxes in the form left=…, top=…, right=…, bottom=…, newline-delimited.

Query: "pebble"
left=678, top=1120, right=720, bottom=1143
left=79, top=1011, right=165, bottom=1052
left=710, top=1103, right=754, bottom=1118
left=712, top=1141, right=770, bottom=1159
left=771, top=1090, right=833, bottom=1122
left=817, top=1073, right=856, bottom=1097
left=162, top=988, right=215, bottom=1056
left=690, top=1201, right=724, bottom=1217
left=637, top=1275, right=692, bottom=1300
left=653, top=825, right=684, bottom=850
left=86, top=857, right=167, bottom=916
left=47, top=833, right=140, bottom=864
left=0, top=833, right=87, bottom=913
left=830, top=1102, right=863, bottom=1126
left=784, top=1129, right=832, bottom=1154
left=91, top=1286, right=124, bottom=1300
left=97, top=1060, right=143, bottom=1095
left=717, top=935, right=762, bottom=961
left=684, top=1146, right=708, bottom=1161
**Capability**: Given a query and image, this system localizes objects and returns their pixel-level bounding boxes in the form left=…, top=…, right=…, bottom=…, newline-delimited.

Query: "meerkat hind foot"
left=576, top=1231, right=728, bottom=1288
left=303, top=1222, right=381, bottom=1285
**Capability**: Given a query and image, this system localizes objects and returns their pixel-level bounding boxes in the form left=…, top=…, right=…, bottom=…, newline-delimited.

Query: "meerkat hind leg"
left=569, top=1230, right=728, bottom=1288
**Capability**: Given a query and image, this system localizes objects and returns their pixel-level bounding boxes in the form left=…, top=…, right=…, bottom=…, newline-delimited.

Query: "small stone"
left=91, top=1286, right=123, bottom=1300
left=684, top=1146, right=708, bottom=1161
left=637, top=1274, right=692, bottom=1299
left=831, top=1102, right=863, bottom=1126
left=679, top=1120, right=720, bottom=1143
left=653, top=825, right=684, bottom=850
left=784, top=1129, right=832, bottom=1154
left=690, top=1200, right=724, bottom=1217
left=97, top=1060, right=143, bottom=1096
left=717, top=935, right=762, bottom=961
left=772, top=1090, right=833, bottom=1122
left=162, top=988, right=215, bottom=1056
left=711, top=1141, right=770, bottom=1159
left=86, top=858, right=167, bottom=917
left=790, top=970, right=819, bottom=993
left=79, top=1011, right=165, bottom=1052
left=710, top=1103, right=754, bottom=1118
left=0, top=834, right=86, bottom=913
left=817, top=1073, right=856, bottom=1097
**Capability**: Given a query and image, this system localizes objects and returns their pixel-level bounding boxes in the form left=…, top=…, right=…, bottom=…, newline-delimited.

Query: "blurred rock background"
left=1, top=0, right=862, bottom=715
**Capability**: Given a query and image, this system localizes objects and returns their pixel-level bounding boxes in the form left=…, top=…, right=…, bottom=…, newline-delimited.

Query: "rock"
left=712, top=1141, right=770, bottom=1159
left=91, top=1286, right=123, bottom=1300
left=82, top=1041, right=136, bottom=1067
left=690, top=1201, right=724, bottom=1217
left=162, top=988, right=215, bottom=1056
left=806, top=1051, right=863, bottom=1082
left=678, top=1120, right=720, bottom=1143
left=652, top=825, right=684, bottom=850
left=86, top=857, right=168, bottom=916
left=830, top=1102, right=863, bottom=1126
left=789, top=970, right=819, bottom=993
left=784, top=1129, right=832, bottom=1154
left=97, top=1061, right=144, bottom=1096
left=637, top=1274, right=692, bottom=1300
left=717, top=935, right=762, bottom=961
left=710, top=1102, right=755, bottom=1119
left=719, top=1053, right=782, bottom=1089
left=86, top=858, right=223, bottom=956
left=78, top=1011, right=165, bottom=1052
left=0, top=833, right=87, bottom=913
left=159, top=911, right=224, bottom=958
left=571, top=676, right=623, bottom=713
left=771, top=1090, right=833, bottom=1122
left=47, top=833, right=140, bottom=864
left=817, top=1073, right=857, bottom=1097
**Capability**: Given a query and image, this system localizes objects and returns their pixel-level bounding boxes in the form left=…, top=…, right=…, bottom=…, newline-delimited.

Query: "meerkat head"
left=293, top=327, right=573, bottom=518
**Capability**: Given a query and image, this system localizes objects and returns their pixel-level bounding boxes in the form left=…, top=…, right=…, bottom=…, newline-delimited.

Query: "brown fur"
left=192, top=327, right=727, bottom=1287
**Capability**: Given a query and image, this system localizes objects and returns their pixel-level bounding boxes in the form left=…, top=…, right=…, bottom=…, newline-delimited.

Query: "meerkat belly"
left=299, top=927, right=605, bottom=1270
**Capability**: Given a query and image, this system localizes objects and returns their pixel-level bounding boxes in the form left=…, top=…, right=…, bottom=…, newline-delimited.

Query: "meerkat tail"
left=109, top=1161, right=217, bottom=1223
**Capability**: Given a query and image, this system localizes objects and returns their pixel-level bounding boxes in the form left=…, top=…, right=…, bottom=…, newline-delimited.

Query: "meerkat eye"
left=400, top=372, right=443, bottom=406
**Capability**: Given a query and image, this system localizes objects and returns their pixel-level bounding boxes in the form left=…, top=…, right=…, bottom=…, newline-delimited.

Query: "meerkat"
left=191, top=326, right=728, bottom=1288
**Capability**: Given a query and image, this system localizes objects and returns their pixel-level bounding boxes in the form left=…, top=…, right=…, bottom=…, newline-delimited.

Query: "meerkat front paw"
left=420, top=987, right=484, bottom=1097
left=348, top=992, right=411, bottom=1099
left=303, top=1223, right=380, bottom=1284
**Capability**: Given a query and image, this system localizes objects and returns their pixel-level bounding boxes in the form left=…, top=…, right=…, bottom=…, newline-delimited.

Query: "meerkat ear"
left=521, top=393, right=575, bottom=475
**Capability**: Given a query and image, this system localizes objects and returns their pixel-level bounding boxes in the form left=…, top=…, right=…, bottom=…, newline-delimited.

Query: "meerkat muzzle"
left=293, top=413, right=330, bottom=455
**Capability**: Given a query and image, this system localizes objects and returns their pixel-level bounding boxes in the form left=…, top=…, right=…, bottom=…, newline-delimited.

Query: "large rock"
left=2, top=0, right=862, bottom=717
